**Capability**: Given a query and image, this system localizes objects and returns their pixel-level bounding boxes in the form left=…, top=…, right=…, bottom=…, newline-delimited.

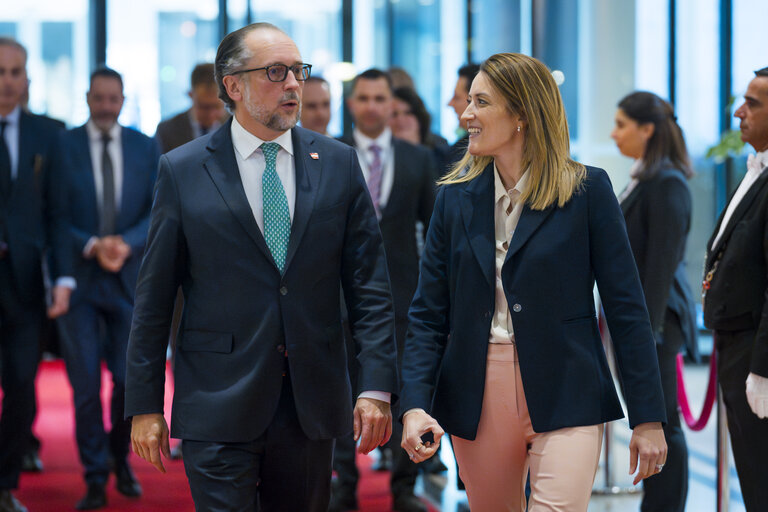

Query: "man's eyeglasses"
left=231, top=63, right=312, bottom=82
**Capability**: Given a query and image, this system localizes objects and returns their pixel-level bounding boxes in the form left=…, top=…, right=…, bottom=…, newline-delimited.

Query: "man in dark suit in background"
left=154, top=62, right=226, bottom=153
left=300, top=75, right=332, bottom=136
left=126, top=23, right=397, bottom=512
left=703, top=66, right=768, bottom=512
left=0, top=37, right=72, bottom=512
left=332, top=68, right=436, bottom=512
left=445, top=63, right=479, bottom=172
left=58, top=67, right=158, bottom=510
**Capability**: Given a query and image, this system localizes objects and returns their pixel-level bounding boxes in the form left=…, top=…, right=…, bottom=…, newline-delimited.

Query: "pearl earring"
left=517, top=126, right=521, bottom=132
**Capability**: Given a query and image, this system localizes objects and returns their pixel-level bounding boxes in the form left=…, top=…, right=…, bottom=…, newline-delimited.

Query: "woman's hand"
left=401, top=409, right=444, bottom=463
left=628, top=421, right=667, bottom=485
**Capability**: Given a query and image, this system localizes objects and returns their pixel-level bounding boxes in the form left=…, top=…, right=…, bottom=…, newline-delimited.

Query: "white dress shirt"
left=0, top=106, right=21, bottom=179
left=490, top=165, right=529, bottom=344
left=712, top=150, right=768, bottom=248
left=86, top=120, right=124, bottom=213
left=352, top=127, right=395, bottom=210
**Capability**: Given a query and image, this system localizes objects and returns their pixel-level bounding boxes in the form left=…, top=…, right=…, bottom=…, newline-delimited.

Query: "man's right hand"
left=131, top=413, right=171, bottom=473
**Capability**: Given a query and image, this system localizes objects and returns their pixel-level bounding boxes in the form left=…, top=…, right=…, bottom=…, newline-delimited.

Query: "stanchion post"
left=716, top=386, right=729, bottom=512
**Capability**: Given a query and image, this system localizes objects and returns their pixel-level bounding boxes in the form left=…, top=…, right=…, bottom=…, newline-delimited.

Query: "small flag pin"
left=310, top=152, right=319, bottom=160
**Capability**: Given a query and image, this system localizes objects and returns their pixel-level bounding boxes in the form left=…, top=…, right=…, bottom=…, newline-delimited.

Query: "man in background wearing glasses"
left=125, top=22, right=397, bottom=511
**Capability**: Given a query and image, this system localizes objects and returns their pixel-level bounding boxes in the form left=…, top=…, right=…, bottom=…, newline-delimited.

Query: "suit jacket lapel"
left=118, top=127, right=138, bottom=230
left=619, top=181, right=643, bottom=216
left=284, top=127, right=321, bottom=271
left=13, top=112, right=35, bottom=201
left=707, top=170, right=768, bottom=266
left=74, top=126, right=100, bottom=226
left=506, top=204, right=554, bottom=262
left=203, top=121, right=273, bottom=264
left=459, top=164, right=495, bottom=287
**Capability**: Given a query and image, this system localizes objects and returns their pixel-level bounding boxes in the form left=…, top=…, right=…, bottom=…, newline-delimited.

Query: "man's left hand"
left=353, top=397, right=392, bottom=455
left=47, top=285, right=72, bottom=318
left=746, top=372, right=768, bottom=419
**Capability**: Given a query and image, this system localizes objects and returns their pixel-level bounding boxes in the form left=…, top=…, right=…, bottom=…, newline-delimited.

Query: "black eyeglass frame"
left=230, top=63, right=312, bottom=82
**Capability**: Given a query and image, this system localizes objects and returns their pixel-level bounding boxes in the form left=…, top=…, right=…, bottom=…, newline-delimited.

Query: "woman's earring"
left=517, top=126, right=521, bottom=132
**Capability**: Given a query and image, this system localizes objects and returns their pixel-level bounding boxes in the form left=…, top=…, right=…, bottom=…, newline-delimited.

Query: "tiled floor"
left=417, top=360, right=747, bottom=512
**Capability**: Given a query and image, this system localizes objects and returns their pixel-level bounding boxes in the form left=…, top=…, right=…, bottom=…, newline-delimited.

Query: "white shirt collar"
left=86, top=119, right=121, bottom=141
left=749, top=149, right=768, bottom=174
left=493, top=162, right=529, bottom=204
left=353, top=126, right=392, bottom=152
left=231, top=116, right=294, bottom=160
left=0, top=105, right=21, bottom=125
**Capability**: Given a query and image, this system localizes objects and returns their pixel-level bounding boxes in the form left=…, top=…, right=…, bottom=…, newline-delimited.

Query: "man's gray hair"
left=214, top=22, right=285, bottom=112
left=0, top=37, right=28, bottom=63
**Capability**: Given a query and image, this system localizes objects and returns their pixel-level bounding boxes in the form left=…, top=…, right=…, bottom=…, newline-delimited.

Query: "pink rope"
left=676, top=350, right=717, bottom=431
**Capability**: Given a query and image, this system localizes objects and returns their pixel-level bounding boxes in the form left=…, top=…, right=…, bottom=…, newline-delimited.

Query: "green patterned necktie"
left=261, top=142, right=291, bottom=273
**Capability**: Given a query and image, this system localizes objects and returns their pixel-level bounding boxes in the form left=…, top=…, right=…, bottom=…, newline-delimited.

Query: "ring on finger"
left=414, top=443, right=423, bottom=452
left=655, top=464, right=664, bottom=472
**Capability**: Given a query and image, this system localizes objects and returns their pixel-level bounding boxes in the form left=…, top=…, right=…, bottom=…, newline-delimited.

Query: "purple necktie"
left=367, top=144, right=382, bottom=216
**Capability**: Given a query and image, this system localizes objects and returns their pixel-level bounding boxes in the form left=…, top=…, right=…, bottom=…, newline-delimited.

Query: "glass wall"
left=0, top=1, right=89, bottom=126
left=107, top=0, right=220, bottom=135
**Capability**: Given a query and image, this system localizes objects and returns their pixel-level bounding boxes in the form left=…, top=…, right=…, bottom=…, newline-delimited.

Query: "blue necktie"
left=261, top=142, right=290, bottom=273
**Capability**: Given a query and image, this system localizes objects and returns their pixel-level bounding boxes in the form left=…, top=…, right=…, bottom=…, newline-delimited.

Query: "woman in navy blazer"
left=399, top=53, right=668, bottom=511
left=612, top=91, right=696, bottom=512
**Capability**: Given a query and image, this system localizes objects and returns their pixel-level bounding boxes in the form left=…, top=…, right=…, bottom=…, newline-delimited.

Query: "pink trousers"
left=451, top=343, right=604, bottom=511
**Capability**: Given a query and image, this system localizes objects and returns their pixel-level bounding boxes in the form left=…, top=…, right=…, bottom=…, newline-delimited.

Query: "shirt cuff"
left=83, top=236, right=98, bottom=258
left=54, top=277, right=77, bottom=290
left=358, top=391, right=391, bottom=404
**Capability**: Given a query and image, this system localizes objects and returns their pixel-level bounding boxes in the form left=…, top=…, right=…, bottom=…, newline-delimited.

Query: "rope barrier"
left=676, top=349, right=717, bottom=431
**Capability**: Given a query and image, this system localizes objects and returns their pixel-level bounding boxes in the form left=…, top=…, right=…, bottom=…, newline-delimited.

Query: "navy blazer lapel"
left=707, top=170, right=768, bottom=266
left=506, top=204, right=554, bottom=262
left=118, top=127, right=138, bottom=230
left=202, top=121, right=272, bottom=264
left=73, top=126, right=100, bottom=225
left=459, top=164, right=495, bottom=287
left=619, top=181, right=643, bottom=216
left=13, top=112, right=35, bottom=199
left=284, top=127, right=321, bottom=271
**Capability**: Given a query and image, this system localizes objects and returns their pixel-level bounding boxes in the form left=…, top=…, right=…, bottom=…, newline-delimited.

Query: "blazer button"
left=279, top=286, right=288, bottom=296
left=512, top=303, right=522, bottom=313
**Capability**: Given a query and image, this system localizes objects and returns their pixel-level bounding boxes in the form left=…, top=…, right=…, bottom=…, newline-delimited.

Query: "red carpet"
left=11, top=360, right=436, bottom=511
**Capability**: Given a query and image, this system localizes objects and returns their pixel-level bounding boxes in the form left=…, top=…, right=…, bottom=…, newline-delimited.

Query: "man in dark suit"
left=332, top=68, right=436, bottom=512
left=126, top=23, right=397, bottom=512
left=58, top=67, right=158, bottom=510
left=445, top=63, right=479, bottom=173
left=0, top=36, right=72, bottom=512
left=703, top=66, right=768, bottom=512
left=154, top=62, right=226, bottom=153
left=300, top=75, right=332, bottom=136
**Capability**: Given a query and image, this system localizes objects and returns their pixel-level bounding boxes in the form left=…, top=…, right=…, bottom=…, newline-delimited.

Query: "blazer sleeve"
left=339, top=148, right=399, bottom=400
left=399, top=186, right=451, bottom=416
left=45, top=131, right=73, bottom=279
left=588, top=170, right=666, bottom=427
left=125, top=154, right=186, bottom=417
left=640, top=174, right=691, bottom=336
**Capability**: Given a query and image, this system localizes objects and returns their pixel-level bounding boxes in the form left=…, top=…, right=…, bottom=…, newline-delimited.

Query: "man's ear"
left=222, top=75, right=243, bottom=104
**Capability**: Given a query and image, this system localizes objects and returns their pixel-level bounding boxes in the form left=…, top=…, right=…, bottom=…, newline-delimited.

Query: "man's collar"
left=86, top=119, right=120, bottom=141
left=230, top=115, right=294, bottom=160
left=0, top=105, right=21, bottom=123
left=353, top=126, right=392, bottom=151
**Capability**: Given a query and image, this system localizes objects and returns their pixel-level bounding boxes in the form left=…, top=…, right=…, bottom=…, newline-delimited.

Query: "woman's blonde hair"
left=440, top=53, right=585, bottom=210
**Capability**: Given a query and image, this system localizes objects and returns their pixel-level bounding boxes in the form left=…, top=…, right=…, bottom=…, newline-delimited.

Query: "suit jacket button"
left=279, top=286, right=288, bottom=296
left=512, top=303, right=522, bottom=313
left=276, top=344, right=286, bottom=353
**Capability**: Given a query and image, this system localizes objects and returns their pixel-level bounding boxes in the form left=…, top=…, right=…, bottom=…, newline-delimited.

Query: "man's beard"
left=244, top=90, right=301, bottom=132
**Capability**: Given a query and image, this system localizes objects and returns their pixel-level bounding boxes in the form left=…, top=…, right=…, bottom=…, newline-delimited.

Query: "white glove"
left=745, top=373, right=768, bottom=419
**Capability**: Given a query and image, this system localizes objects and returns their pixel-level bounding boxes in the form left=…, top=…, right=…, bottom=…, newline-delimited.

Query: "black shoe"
left=371, top=447, right=392, bottom=472
left=20, top=450, right=43, bottom=473
left=115, top=462, right=142, bottom=497
left=0, top=491, right=28, bottom=512
left=75, top=483, right=106, bottom=510
left=327, top=486, right=357, bottom=512
left=392, top=492, right=428, bottom=512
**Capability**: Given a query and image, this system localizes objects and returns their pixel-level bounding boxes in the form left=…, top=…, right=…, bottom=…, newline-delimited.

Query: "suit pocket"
left=179, top=330, right=233, bottom=353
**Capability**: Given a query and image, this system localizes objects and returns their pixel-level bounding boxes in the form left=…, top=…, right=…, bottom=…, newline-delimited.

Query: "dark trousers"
left=58, top=272, right=133, bottom=485
left=332, top=319, right=419, bottom=498
left=0, top=259, right=43, bottom=490
left=641, top=311, right=688, bottom=512
left=182, top=374, right=334, bottom=512
left=716, top=328, right=768, bottom=512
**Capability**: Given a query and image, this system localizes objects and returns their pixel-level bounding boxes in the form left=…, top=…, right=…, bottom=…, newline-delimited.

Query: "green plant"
left=705, top=129, right=746, bottom=163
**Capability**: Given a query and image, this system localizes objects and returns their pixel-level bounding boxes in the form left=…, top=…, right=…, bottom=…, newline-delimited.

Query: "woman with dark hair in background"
left=399, top=53, right=667, bottom=511
left=612, top=91, right=697, bottom=512
left=390, top=86, right=451, bottom=174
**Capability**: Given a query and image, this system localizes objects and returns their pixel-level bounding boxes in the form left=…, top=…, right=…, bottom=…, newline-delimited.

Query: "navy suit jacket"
left=621, top=165, right=697, bottom=358
left=0, top=111, right=70, bottom=303
left=59, top=124, right=159, bottom=299
left=124, top=122, right=398, bottom=442
left=400, top=165, right=666, bottom=439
